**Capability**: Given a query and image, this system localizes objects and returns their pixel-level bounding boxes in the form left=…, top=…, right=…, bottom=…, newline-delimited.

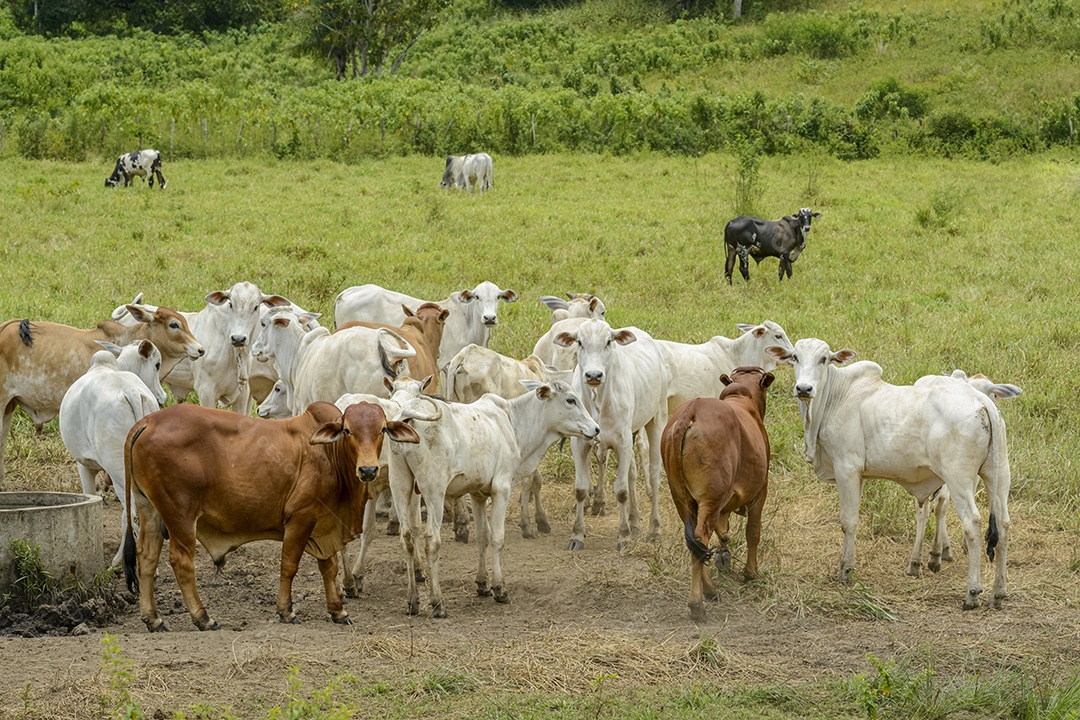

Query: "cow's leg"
left=346, top=494, right=379, bottom=596
left=625, top=447, right=642, bottom=537
left=713, top=511, right=732, bottom=572
left=421, top=483, right=447, bottom=618
left=166, top=524, right=218, bottom=631
left=612, top=432, right=636, bottom=551
left=744, top=489, right=767, bottom=581
left=568, top=436, right=592, bottom=551
left=317, top=554, right=351, bottom=624
left=472, top=494, right=491, bottom=597
left=277, top=523, right=315, bottom=624
left=75, top=463, right=99, bottom=498
left=519, top=472, right=536, bottom=539
left=778, top=256, right=790, bottom=282
left=453, top=494, right=470, bottom=544
left=154, top=166, right=167, bottom=189
left=643, top=420, right=664, bottom=543
left=724, top=244, right=737, bottom=285
left=945, top=482, right=984, bottom=610
left=591, top=444, right=608, bottom=516
left=835, top=472, right=864, bottom=585
left=688, top=556, right=707, bottom=622
left=909, top=494, right=932, bottom=577
left=932, top=487, right=954, bottom=566
left=737, top=247, right=751, bottom=282
left=531, top=469, right=551, bottom=535
left=988, top=479, right=1010, bottom=609
left=135, top=503, right=167, bottom=632
left=0, top=400, right=15, bottom=488
left=389, top=460, right=422, bottom=616
left=488, top=484, right=511, bottom=603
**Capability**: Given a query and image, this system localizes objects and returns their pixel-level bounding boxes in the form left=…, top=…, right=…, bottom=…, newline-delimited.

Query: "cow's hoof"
left=351, top=575, right=365, bottom=594
left=907, top=561, right=923, bottom=577
left=689, top=603, right=706, bottom=624
left=343, top=586, right=359, bottom=599
left=477, top=581, right=492, bottom=597
left=838, top=567, right=855, bottom=586
left=147, top=619, right=169, bottom=633
left=567, top=539, right=584, bottom=552
left=386, top=519, right=400, bottom=536
left=993, top=593, right=1006, bottom=610
left=963, top=589, right=982, bottom=611
left=406, top=599, right=420, bottom=616
left=431, top=603, right=447, bottom=619
left=332, top=614, right=352, bottom=625
left=521, top=525, right=537, bottom=540
left=716, top=549, right=731, bottom=572
left=645, top=530, right=661, bottom=543
left=455, top=529, right=469, bottom=544
left=629, top=525, right=642, bottom=538
left=590, top=503, right=606, bottom=517
left=493, top=586, right=509, bottom=604
left=536, top=517, right=551, bottom=535
left=942, top=546, right=954, bottom=563
left=616, top=539, right=630, bottom=552
left=703, top=584, right=720, bottom=600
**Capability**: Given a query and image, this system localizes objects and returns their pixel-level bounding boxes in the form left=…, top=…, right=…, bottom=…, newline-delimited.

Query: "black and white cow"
left=105, top=149, right=167, bottom=189
left=724, top=208, right=821, bottom=283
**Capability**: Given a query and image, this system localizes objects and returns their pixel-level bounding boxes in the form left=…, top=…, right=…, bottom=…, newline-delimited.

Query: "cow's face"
left=736, top=321, right=794, bottom=372
left=790, top=208, right=821, bottom=260
left=257, top=380, right=291, bottom=419
left=457, top=281, right=518, bottom=327
left=554, top=319, right=635, bottom=387
left=523, top=380, right=600, bottom=439
left=439, top=156, right=457, bottom=188
left=767, top=338, right=855, bottom=403
left=127, top=305, right=204, bottom=371
left=204, top=281, right=267, bottom=348
left=311, top=402, right=418, bottom=483
left=252, top=312, right=298, bottom=363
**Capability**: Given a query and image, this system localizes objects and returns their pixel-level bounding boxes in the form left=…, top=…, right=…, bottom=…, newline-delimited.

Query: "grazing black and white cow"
left=105, top=149, right=166, bottom=189
left=724, top=208, right=821, bottom=283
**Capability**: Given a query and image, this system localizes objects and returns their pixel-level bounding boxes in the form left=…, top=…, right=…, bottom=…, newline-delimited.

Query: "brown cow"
left=122, top=400, right=420, bottom=631
left=335, top=302, right=449, bottom=394
left=660, top=366, right=774, bottom=622
left=0, top=305, right=203, bottom=487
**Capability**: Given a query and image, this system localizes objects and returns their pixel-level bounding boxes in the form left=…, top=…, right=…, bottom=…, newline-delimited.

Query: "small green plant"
left=100, top=634, right=144, bottom=720
left=9, top=539, right=53, bottom=606
left=732, top=141, right=762, bottom=217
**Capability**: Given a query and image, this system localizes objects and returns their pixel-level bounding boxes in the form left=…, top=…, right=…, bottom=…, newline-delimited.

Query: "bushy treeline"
left=0, top=2, right=1077, bottom=163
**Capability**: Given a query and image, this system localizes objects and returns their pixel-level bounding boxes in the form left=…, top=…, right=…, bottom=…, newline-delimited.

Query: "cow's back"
left=1, top=320, right=106, bottom=415
left=334, top=285, right=419, bottom=328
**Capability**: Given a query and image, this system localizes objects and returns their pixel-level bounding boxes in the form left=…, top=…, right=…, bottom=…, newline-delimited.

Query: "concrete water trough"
left=0, top=492, right=104, bottom=592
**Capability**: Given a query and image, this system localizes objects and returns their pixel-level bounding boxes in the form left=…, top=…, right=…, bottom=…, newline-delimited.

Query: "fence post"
left=272, top=120, right=277, bottom=148
left=1070, top=117, right=1075, bottom=144
left=201, top=118, right=208, bottom=143
left=346, top=119, right=354, bottom=145
left=314, top=116, right=320, bottom=149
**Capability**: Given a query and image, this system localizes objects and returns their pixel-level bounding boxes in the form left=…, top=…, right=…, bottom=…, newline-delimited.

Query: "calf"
left=444, top=343, right=573, bottom=539
left=0, top=306, right=203, bottom=487
left=553, top=319, right=671, bottom=551
left=105, top=149, right=166, bottom=189
left=661, top=367, right=774, bottom=622
left=724, top=208, right=821, bottom=283
left=59, top=341, right=166, bottom=567
left=387, top=381, right=599, bottom=617
left=123, top=401, right=419, bottom=631
left=766, top=339, right=1011, bottom=609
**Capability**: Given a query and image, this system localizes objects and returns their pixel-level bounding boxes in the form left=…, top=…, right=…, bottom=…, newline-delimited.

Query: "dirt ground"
left=1, top=468, right=1079, bottom=718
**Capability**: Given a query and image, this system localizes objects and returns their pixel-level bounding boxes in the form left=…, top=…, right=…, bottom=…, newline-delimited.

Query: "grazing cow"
left=58, top=341, right=166, bottom=567
left=439, top=153, right=494, bottom=192
left=661, top=367, right=774, bottom=622
left=387, top=381, right=599, bottom=617
left=552, top=319, right=671, bottom=551
left=904, top=369, right=1022, bottom=577
left=252, top=314, right=415, bottom=416
left=336, top=302, right=449, bottom=395
left=0, top=306, right=203, bottom=487
left=123, top=401, right=419, bottom=631
left=333, top=282, right=518, bottom=369
left=766, top=338, right=1011, bottom=610
left=539, top=293, right=606, bottom=324
left=724, top=208, right=821, bottom=283
left=657, top=320, right=793, bottom=417
left=105, top=149, right=166, bottom=189
left=444, top=343, right=574, bottom=539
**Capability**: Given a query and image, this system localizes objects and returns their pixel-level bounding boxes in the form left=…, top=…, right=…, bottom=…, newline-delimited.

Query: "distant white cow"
left=105, top=149, right=166, bottom=189
left=904, top=369, right=1022, bottom=577
left=538, top=293, right=606, bottom=324
left=59, top=340, right=166, bottom=567
left=553, top=319, right=671, bottom=551
left=439, top=153, right=494, bottom=192
left=766, top=338, right=1011, bottom=610
left=387, top=381, right=599, bottom=617
left=333, top=281, right=518, bottom=369
left=657, top=321, right=794, bottom=416
left=444, top=343, right=574, bottom=538
left=253, top=314, right=415, bottom=416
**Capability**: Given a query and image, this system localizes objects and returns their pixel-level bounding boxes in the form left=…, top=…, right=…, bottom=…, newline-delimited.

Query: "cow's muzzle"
left=190, top=345, right=206, bottom=358
left=794, top=383, right=815, bottom=400
left=483, top=316, right=498, bottom=326
left=358, top=466, right=379, bottom=483
left=231, top=335, right=248, bottom=347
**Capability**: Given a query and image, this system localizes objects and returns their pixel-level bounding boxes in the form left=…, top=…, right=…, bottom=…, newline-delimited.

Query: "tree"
left=296, top=0, right=451, bottom=79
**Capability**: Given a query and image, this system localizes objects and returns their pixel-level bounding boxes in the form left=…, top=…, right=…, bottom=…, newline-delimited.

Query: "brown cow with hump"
left=122, top=401, right=419, bottom=632
left=661, top=366, right=774, bottom=623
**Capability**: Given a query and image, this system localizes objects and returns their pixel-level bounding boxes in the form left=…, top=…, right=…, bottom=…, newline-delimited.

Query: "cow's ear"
left=831, top=349, right=857, bottom=365
left=765, top=345, right=794, bottom=364
left=457, top=290, right=476, bottom=303
left=205, top=291, right=229, bottom=306
left=138, top=340, right=155, bottom=359
left=552, top=332, right=576, bottom=349
left=735, top=323, right=754, bottom=334
left=125, top=304, right=153, bottom=324
left=272, top=316, right=292, bottom=329
left=297, top=312, right=321, bottom=327
left=96, top=341, right=122, bottom=358
left=262, top=295, right=290, bottom=308
left=812, top=212, right=822, bottom=218
left=719, top=374, right=733, bottom=387
left=438, top=308, right=450, bottom=323
left=499, top=289, right=518, bottom=303
left=402, top=304, right=416, bottom=317
left=540, top=296, right=567, bottom=312
left=760, top=372, right=776, bottom=390
left=612, top=329, right=637, bottom=346
left=383, top=376, right=394, bottom=392
left=752, top=327, right=766, bottom=338
left=309, top=421, right=345, bottom=445
left=589, top=297, right=602, bottom=313
left=385, top=420, right=421, bottom=444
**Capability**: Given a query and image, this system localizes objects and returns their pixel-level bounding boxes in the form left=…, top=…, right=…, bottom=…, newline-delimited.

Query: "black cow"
left=106, top=149, right=167, bottom=189
left=724, top=208, right=821, bottom=284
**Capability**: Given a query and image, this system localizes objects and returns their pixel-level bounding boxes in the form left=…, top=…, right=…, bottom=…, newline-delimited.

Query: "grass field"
left=1, top=152, right=1079, bottom=717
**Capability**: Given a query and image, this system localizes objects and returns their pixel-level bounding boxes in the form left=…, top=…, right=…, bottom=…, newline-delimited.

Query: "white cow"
left=250, top=303, right=323, bottom=405
left=444, top=343, right=574, bottom=538
left=386, top=381, right=599, bottom=617
left=253, top=315, right=415, bottom=416
left=105, top=149, right=166, bottom=188
left=904, top=369, right=1022, bottom=577
left=766, top=338, right=1011, bottom=610
left=539, top=293, right=606, bottom=324
left=552, top=319, right=671, bottom=551
left=58, top=341, right=167, bottom=567
left=657, top=321, right=794, bottom=416
left=439, top=153, right=494, bottom=192
left=333, top=281, right=518, bottom=368
left=533, top=317, right=592, bottom=372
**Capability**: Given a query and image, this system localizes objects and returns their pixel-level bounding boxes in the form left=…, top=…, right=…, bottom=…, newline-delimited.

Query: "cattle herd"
left=0, top=152, right=1018, bottom=630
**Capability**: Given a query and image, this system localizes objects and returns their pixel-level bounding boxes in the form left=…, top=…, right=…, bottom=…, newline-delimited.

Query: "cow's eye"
left=820, top=357, right=827, bottom=364
left=567, top=397, right=577, bottom=406
left=169, top=321, right=180, bottom=330
left=155, top=362, right=161, bottom=371
left=792, top=355, right=798, bottom=363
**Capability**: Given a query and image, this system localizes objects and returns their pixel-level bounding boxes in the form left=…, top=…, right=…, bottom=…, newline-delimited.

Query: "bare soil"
left=1, top=468, right=1078, bottom=718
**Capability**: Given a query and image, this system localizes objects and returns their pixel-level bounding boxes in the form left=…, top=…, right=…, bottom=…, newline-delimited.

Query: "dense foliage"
left=0, top=0, right=1077, bottom=162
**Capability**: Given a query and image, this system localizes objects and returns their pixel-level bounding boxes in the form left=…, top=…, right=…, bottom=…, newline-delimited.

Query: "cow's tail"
left=662, top=408, right=713, bottom=565
left=18, top=319, right=33, bottom=348
left=683, top=511, right=714, bottom=565
left=122, top=422, right=149, bottom=594
left=979, top=402, right=1011, bottom=561
left=443, top=354, right=462, bottom=402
